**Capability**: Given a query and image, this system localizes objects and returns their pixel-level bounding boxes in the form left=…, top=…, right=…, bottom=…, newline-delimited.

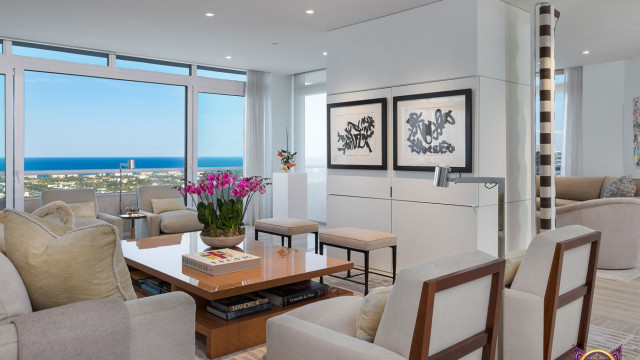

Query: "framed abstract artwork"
left=393, top=89, right=472, bottom=172
left=327, top=98, right=387, bottom=170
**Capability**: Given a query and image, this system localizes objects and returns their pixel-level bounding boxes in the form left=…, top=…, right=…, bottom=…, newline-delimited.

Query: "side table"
left=118, top=213, right=147, bottom=240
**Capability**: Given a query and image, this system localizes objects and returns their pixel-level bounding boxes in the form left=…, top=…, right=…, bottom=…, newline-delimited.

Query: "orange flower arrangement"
left=277, top=128, right=297, bottom=173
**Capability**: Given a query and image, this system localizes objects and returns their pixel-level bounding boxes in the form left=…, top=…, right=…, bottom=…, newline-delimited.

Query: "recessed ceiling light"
left=205, top=13, right=214, bottom=17
left=323, top=51, right=327, bottom=56
left=305, top=9, right=315, bottom=14
left=272, top=42, right=279, bottom=45
left=225, top=55, right=232, bottom=59
left=582, top=50, right=590, bottom=54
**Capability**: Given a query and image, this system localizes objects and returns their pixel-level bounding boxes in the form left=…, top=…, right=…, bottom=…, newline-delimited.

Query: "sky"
left=11, top=43, right=244, bottom=158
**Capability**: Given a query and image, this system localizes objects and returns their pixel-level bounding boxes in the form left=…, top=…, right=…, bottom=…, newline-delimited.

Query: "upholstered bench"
left=254, top=218, right=320, bottom=253
left=319, top=227, right=397, bottom=295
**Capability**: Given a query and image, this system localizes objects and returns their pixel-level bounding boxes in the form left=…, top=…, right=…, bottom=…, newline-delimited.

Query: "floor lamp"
left=119, top=159, right=135, bottom=214
left=433, top=166, right=505, bottom=360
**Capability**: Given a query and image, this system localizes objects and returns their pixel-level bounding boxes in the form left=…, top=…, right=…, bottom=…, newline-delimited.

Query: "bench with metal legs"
left=317, top=227, right=398, bottom=295
left=254, top=218, right=320, bottom=253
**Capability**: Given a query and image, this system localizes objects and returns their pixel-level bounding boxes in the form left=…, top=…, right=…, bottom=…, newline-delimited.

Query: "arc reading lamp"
left=433, top=166, right=505, bottom=260
left=119, top=159, right=135, bottom=214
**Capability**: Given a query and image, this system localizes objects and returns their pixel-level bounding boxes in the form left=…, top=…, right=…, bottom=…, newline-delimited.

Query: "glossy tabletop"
left=121, top=231, right=354, bottom=300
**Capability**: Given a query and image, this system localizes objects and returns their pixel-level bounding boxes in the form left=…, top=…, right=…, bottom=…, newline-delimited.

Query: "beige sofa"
left=535, top=176, right=640, bottom=269
left=0, top=250, right=196, bottom=359
left=136, top=185, right=202, bottom=238
left=41, top=188, right=124, bottom=239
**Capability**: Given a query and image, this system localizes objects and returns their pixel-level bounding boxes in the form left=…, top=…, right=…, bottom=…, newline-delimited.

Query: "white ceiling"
left=1, top=0, right=639, bottom=75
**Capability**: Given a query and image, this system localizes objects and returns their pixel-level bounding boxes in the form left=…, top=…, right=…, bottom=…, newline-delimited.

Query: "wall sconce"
left=433, top=166, right=505, bottom=259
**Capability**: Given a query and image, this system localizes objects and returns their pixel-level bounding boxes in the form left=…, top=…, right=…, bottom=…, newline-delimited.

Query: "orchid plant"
left=177, top=171, right=271, bottom=238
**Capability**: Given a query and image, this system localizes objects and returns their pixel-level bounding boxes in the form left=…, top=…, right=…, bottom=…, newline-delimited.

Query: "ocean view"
left=14, top=157, right=243, bottom=172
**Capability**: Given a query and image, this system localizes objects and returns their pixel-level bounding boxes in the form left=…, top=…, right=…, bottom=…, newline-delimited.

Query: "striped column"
left=538, top=5, right=560, bottom=231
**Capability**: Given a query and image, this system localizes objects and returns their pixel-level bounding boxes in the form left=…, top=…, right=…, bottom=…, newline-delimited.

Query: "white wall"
left=582, top=61, right=625, bottom=176
left=624, top=56, right=640, bottom=177
left=325, top=0, right=531, bottom=271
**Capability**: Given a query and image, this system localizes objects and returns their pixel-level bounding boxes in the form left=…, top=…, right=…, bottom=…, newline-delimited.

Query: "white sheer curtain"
left=244, top=70, right=272, bottom=225
left=562, top=66, right=583, bottom=176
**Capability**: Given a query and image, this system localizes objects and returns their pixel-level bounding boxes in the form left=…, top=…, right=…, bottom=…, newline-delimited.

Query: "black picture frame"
left=327, top=98, right=387, bottom=170
left=393, top=89, right=472, bottom=172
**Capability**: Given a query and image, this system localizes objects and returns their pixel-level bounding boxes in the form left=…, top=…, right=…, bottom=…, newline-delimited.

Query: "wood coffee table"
left=121, top=231, right=354, bottom=359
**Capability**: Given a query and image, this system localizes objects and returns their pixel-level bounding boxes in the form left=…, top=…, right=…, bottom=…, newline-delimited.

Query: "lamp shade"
left=433, top=166, right=451, bottom=187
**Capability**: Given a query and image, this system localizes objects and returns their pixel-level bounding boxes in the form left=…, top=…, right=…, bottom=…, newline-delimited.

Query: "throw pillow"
left=68, top=202, right=96, bottom=218
left=617, top=176, right=637, bottom=197
left=603, top=175, right=637, bottom=198
left=603, top=178, right=621, bottom=198
left=356, top=286, right=393, bottom=342
left=504, top=249, right=526, bottom=287
left=3, top=209, right=136, bottom=311
left=151, top=198, right=186, bottom=214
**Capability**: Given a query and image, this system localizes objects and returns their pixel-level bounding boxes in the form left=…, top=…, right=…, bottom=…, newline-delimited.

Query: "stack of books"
left=258, top=280, right=329, bottom=307
left=130, top=270, right=170, bottom=295
left=182, top=248, right=261, bottom=275
left=206, top=293, right=271, bottom=321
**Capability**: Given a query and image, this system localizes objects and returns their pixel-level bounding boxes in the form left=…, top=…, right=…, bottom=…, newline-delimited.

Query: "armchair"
left=0, top=251, right=196, bottom=360
left=41, top=188, right=123, bottom=239
left=266, top=251, right=505, bottom=360
left=136, top=185, right=202, bottom=238
left=556, top=197, right=640, bottom=269
left=504, top=225, right=600, bottom=360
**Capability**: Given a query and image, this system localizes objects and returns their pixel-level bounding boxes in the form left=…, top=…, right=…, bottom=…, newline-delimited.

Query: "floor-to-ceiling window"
left=197, top=93, right=244, bottom=177
left=0, top=39, right=246, bottom=210
left=23, top=71, right=186, bottom=197
left=294, top=70, right=327, bottom=223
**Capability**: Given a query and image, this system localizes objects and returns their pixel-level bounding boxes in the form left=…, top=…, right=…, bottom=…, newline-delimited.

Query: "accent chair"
left=504, top=225, right=601, bottom=360
left=265, top=251, right=505, bottom=360
left=41, top=188, right=123, bottom=239
left=136, top=185, right=202, bottom=238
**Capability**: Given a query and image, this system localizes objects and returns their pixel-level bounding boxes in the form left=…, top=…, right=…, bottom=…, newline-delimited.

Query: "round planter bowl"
left=199, top=233, right=245, bottom=248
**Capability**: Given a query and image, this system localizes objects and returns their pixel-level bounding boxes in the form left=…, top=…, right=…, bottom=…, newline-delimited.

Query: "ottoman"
left=319, top=227, right=397, bottom=294
left=254, top=218, right=320, bottom=253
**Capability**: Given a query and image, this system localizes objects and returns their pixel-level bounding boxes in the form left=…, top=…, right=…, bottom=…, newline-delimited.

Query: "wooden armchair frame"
left=409, top=259, right=505, bottom=360
left=543, top=231, right=600, bottom=360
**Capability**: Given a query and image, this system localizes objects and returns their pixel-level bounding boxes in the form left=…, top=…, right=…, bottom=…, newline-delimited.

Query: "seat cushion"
left=3, top=209, right=136, bottom=311
left=255, top=218, right=319, bottom=236
left=74, top=217, right=110, bottom=228
left=286, top=295, right=363, bottom=337
left=0, top=252, right=32, bottom=321
left=159, top=210, right=203, bottom=234
left=320, top=227, right=397, bottom=251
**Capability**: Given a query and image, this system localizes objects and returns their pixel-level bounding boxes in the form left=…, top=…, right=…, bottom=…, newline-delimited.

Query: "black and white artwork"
left=327, top=98, right=387, bottom=170
left=393, top=89, right=472, bottom=172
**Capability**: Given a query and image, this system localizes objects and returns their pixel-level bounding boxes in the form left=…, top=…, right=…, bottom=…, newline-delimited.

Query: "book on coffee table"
left=209, top=293, right=270, bottom=312
left=258, top=280, right=329, bottom=307
left=182, top=248, right=261, bottom=275
left=207, top=302, right=272, bottom=321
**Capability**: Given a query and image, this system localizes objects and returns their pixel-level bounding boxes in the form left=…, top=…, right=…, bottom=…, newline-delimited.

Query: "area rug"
left=597, top=266, right=640, bottom=283
left=585, top=325, right=640, bottom=359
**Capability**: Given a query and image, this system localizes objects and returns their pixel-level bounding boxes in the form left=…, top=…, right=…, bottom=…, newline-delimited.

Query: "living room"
left=1, top=0, right=639, bottom=359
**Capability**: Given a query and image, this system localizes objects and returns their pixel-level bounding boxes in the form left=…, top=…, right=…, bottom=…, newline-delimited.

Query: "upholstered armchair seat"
left=266, top=251, right=505, bottom=360
left=136, top=185, right=202, bottom=238
left=40, top=188, right=123, bottom=239
left=0, top=250, right=196, bottom=359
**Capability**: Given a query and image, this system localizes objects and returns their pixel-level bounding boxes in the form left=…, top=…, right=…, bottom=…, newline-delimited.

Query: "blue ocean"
left=18, top=157, right=243, bottom=171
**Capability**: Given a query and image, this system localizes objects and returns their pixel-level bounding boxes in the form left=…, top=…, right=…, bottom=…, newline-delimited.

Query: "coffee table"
left=121, top=231, right=354, bottom=359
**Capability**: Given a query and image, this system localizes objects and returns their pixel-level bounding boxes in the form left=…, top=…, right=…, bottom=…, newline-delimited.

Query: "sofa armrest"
left=556, top=197, right=640, bottom=214
left=125, top=292, right=195, bottom=360
left=97, top=212, right=124, bottom=239
left=0, top=323, right=18, bottom=360
left=186, top=206, right=197, bottom=212
left=266, top=314, right=405, bottom=360
left=136, top=210, right=161, bottom=238
left=503, top=289, right=544, bottom=360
